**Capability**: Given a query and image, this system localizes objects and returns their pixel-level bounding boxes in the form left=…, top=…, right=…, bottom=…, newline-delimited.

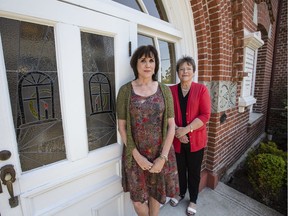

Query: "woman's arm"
left=118, top=119, right=153, bottom=170
left=160, top=117, right=175, bottom=157
left=175, top=85, right=211, bottom=138
left=150, top=117, right=175, bottom=173
left=175, top=118, right=204, bottom=138
left=117, top=119, right=127, bottom=146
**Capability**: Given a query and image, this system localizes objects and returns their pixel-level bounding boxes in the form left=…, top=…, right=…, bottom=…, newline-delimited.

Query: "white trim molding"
left=238, top=31, right=264, bottom=113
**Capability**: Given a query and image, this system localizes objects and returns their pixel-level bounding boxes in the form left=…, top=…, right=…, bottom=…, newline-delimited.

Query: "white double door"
left=0, top=0, right=135, bottom=215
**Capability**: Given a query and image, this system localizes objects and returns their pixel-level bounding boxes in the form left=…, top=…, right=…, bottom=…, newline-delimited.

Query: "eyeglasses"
left=178, top=67, right=193, bottom=72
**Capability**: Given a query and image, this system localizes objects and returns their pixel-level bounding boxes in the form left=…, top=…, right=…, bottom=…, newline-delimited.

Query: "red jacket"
left=170, top=82, right=211, bottom=153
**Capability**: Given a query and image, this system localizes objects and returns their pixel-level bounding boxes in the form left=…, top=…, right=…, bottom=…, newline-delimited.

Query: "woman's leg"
left=175, top=144, right=188, bottom=196
left=187, top=148, right=204, bottom=203
left=148, top=196, right=160, bottom=216
left=133, top=201, right=149, bottom=216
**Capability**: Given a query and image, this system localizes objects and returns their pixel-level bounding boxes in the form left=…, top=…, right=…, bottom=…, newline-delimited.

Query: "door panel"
left=0, top=18, right=66, bottom=172
left=20, top=160, right=122, bottom=215
left=0, top=1, right=133, bottom=215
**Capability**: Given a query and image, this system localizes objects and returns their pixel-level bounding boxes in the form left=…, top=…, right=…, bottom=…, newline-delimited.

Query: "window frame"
left=62, top=0, right=198, bottom=82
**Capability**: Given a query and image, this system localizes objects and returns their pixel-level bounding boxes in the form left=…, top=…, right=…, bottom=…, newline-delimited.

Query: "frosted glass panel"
left=81, top=32, right=117, bottom=151
left=0, top=18, right=66, bottom=171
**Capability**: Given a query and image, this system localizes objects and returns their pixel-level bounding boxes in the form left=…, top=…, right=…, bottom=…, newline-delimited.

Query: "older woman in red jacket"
left=169, top=56, right=211, bottom=216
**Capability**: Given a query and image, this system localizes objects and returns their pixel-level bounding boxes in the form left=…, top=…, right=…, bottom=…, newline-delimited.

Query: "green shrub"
left=258, top=142, right=287, bottom=160
left=257, top=141, right=288, bottom=185
left=247, top=153, right=286, bottom=205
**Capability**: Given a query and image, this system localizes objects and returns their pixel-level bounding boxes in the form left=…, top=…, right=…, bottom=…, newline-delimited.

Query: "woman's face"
left=178, top=62, right=194, bottom=83
left=137, top=54, right=156, bottom=80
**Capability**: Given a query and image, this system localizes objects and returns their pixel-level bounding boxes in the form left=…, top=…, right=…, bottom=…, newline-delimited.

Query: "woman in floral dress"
left=117, top=45, right=179, bottom=216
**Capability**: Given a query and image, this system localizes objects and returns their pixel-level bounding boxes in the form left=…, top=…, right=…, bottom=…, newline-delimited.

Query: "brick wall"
left=267, top=0, right=287, bottom=142
left=190, top=0, right=212, bottom=82
left=189, top=0, right=280, bottom=189
left=257, top=3, right=272, bottom=33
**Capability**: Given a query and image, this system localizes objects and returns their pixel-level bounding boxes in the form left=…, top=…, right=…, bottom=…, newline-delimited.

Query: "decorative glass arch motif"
left=86, top=72, right=116, bottom=151
left=18, top=71, right=55, bottom=125
left=89, top=73, right=112, bottom=115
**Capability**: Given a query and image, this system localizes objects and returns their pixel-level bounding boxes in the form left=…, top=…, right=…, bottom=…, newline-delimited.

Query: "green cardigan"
left=116, top=81, right=174, bottom=168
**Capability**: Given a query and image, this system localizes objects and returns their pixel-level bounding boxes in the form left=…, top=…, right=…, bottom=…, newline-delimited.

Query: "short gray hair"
left=176, top=56, right=196, bottom=73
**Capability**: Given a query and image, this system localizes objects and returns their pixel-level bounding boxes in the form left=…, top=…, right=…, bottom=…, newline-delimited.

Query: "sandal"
left=169, top=195, right=184, bottom=207
left=186, top=202, right=197, bottom=216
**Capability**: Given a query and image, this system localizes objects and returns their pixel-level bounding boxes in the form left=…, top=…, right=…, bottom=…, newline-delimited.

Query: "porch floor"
left=159, top=182, right=283, bottom=216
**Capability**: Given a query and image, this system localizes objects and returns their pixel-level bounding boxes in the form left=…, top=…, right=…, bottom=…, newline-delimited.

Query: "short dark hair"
left=176, top=56, right=196, bottom=73
left=130, top=45, right=159, bottom=81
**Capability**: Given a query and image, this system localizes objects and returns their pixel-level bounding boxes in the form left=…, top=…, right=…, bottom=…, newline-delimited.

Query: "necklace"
left=181, top=84, right=190, bottom=97
left=181, top=87, right=190, bottom=97
left=181, top=85, right=190, bottom=91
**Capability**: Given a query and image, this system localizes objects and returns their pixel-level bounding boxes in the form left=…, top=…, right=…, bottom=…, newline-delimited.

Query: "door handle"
left=0, top=164, right=19, bottom=208
left=0, top=150, right=11, bottom=161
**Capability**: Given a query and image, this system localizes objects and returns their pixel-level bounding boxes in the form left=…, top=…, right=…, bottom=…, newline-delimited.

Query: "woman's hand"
left=179, top=135, right=189, bottom=143
left=134, top=153, right=154, bottom=171
left=175, top=127, right=189, bottom=138
left=149, top=157, right=165, bottom=173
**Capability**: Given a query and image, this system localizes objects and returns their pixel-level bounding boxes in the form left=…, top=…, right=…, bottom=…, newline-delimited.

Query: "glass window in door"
left=81, top=32, right=117, bottom=151
left=0, top=18, right=66, bottom=171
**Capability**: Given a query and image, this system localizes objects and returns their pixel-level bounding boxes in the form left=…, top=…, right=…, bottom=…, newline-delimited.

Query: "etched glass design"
left=81, top=32, right=117, bottom=151
left=0, top=18, right=65, bottom=171
left=159, top=39, right=176, bottom=84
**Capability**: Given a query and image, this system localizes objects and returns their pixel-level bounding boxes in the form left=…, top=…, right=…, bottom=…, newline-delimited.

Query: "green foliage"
left=256, top=142, right=287, bottom=185
left=258, top=142, right=287, bottom=161
left=247, top=153, right=286, bottom=205
left=246, top=142, right=287, bottom=163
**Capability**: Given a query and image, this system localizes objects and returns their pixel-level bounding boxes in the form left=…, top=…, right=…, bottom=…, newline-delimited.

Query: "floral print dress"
left=122, top=86, right=179, bottom=204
